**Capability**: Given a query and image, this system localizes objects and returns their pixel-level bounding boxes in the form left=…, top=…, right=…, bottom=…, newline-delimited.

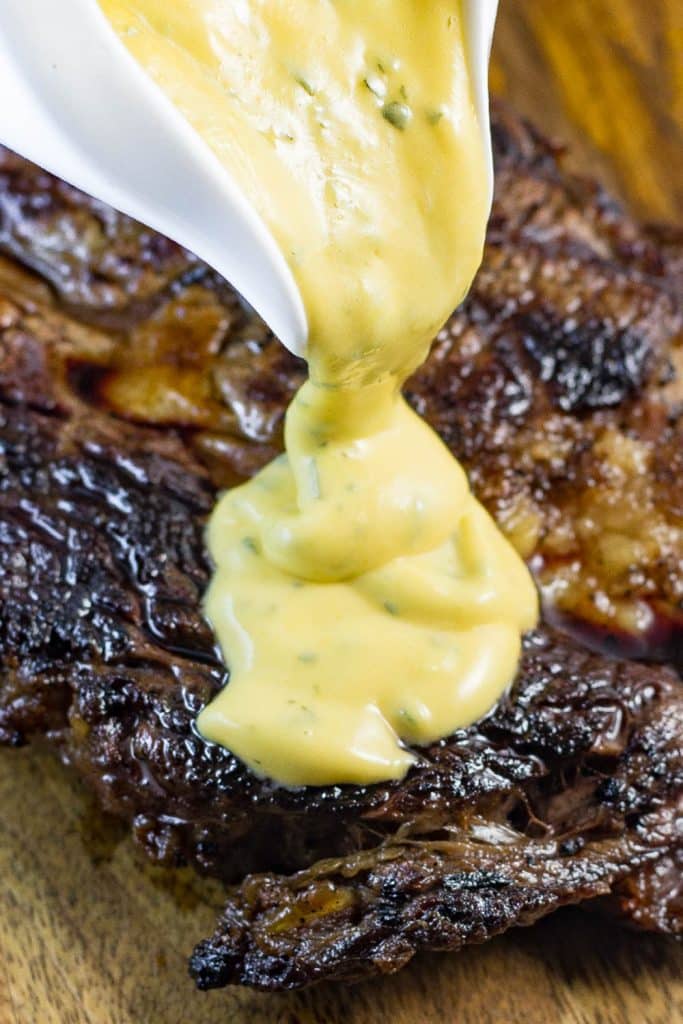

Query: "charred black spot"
left=559, top=837, right=586, bottom=856
left=520, top=310, right=652, bottom=413
left=189, top=940, right=238, bottom=992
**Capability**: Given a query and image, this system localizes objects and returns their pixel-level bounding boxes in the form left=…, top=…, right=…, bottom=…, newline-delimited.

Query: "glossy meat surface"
left=2, top=105, right=680, bottom=659
left=0, top=106, right=680, bottom=989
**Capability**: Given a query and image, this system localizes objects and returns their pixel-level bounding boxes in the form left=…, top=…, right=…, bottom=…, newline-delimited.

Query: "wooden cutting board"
left=1, top=2, right=681, bottom=1021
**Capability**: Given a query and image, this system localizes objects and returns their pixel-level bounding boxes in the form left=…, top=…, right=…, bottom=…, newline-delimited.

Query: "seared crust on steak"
left=1, top=104, right=680, bottom=660
left=0, top=105, right=681, bottom=990
left=1, top=305, right=681, bottom=987
left=191, top=807, right=681, bottom=991
left=189, top=625, right=683, bottom=989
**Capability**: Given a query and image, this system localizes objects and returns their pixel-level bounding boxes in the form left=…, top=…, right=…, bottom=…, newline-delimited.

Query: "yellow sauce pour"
left=100, top=0, right=539, bottom=786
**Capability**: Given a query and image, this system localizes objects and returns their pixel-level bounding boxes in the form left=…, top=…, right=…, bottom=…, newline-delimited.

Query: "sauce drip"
left=100, top=0, right=538, bottom=786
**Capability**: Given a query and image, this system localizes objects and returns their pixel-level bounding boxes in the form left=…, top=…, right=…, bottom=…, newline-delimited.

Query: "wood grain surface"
left=1, top=2, right=681, bottom=1022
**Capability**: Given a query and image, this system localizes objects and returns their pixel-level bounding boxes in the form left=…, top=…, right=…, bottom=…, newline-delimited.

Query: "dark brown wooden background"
left=0, top=2, right=681, bottom=1021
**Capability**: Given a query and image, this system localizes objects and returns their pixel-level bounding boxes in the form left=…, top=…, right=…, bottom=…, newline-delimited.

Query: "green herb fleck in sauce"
left=298, top=652, right=319, bottom=664
left=399, top=708, right=417, bottom=728
left=293, top=73, right=316, bottom=96
left=382, top=101, right=412, bottom=130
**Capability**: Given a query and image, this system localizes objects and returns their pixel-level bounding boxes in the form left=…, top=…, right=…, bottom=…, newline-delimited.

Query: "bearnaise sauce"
left=99, top=0, right=538, bottom=785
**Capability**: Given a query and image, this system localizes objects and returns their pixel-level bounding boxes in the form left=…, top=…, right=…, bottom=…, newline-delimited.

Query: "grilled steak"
left=0, top=105, right=681, bottom=990
left=192, top=807, right=681, bottom=991
left=2, top=104, right=681, bottom=662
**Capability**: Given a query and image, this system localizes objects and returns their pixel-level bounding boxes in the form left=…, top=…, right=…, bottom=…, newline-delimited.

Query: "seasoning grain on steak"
left=0, top=105, right=681, bottom=991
